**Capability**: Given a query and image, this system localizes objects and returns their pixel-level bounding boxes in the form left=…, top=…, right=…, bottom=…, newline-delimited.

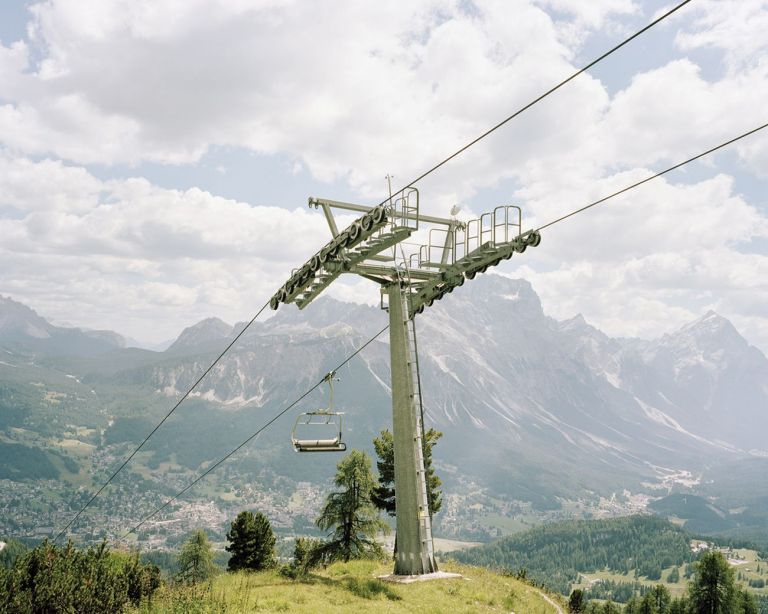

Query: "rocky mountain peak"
left=167, top=317, right=234, bottom=353
left=558, top=313, right=599, bottom=336
left=681, top=310, right=741, bottom=340
left=0, top=295, right=54, bottom=339
left=0, top=295, right=126, bottom=355
left=654, top=310, right=748, bottom=362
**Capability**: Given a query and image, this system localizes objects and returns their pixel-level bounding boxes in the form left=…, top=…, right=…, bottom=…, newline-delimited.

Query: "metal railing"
left=412, top=205, right=522, bottom=270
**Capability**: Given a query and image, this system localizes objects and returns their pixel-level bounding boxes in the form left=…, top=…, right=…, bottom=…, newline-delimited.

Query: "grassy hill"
left=128, top=560, right=565, bottom=614
left=451, top=515, right=768, bottom=607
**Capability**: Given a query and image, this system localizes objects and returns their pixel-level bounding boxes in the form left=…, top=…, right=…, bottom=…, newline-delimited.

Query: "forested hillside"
left=453, top=515, right=694, bottom=594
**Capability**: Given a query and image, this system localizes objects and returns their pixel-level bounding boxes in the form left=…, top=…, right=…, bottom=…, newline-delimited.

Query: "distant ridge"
left=0, top=295, right=125, bottom=356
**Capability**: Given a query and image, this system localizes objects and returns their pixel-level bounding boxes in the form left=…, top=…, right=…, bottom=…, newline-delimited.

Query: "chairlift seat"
left=292, top=437, right=347, bottom=453
left=290, top=406, right=346, bottom=453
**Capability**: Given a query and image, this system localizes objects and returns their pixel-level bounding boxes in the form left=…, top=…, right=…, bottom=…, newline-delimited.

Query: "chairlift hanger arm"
left=320, top=203, right=339, bottom=238
left=290, top=372, right=346, bottom=453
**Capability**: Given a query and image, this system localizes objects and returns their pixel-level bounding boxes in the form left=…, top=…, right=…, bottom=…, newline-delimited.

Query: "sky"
left=0, top=0, right=766, bottom=351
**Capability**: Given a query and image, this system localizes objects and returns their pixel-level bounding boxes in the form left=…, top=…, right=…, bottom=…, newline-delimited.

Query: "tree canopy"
left=0, top=540, right=159, bottom=613
left=315, top=449, right=388, bottom=563
left=225, top=511, right=276, bottom=572
left=177, top=529, right=216, bottom=584
left=371, top=428, right=443, bottom=517
left=689, top=551, right=737, bottom=613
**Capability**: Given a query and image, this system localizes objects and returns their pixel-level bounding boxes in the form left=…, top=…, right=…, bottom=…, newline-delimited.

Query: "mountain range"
left=1, top=277, right=766, bottom=535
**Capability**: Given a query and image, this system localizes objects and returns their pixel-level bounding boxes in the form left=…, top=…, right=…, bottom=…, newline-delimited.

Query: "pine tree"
left=688, top=551, right=737, bottom=614
left=372, top=428, right=443, bottom=517
left=648, top=584, right=671, bottom=612
left=315, top=450, right=389, bottom=563
left=177, top=529, right=216, bottom=584
left=284, top=537, right=325, bottom=577
left=736, top=587, right=758, bottom=614
left=667, top=566, right=680, bottom=583
left=568, top=588, right=586, bottom=613
left=226, top=511, right=276, bottom=571
left=668, top=597, right=689, bottom=614
left=638, top=592, right=659, bottom=614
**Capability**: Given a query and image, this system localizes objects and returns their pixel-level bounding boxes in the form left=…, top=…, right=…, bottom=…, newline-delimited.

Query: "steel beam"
left=387, top=283, right=437, bottom=575
left=309, top=196, right=456, bottom=227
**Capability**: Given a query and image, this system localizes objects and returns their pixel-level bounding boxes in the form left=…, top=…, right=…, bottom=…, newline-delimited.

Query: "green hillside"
left=452, top=515, right=693, bottom=594
left=649, top=493, right=768, bottom=552
left=128, top=560, right=564, bottom=614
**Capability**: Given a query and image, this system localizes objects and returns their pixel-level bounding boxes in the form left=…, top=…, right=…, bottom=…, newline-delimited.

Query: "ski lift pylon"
left=291, top=371, right=346, bottom=453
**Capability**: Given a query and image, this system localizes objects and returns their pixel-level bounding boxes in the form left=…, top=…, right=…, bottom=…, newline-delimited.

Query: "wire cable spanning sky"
left=75, top=118, right=768, bottom=543
left=49, top=0, right=703, bottom=541
left=53, top=299, right=272, bottom=542
left=0, top=1, right=767, bottom=352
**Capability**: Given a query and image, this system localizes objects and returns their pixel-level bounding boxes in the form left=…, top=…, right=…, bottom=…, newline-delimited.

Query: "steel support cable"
left=116, top=120, right=768, bottom=540
left=118, top=323, right=390, bottom=540
left=536, top=122, right=768, bottom=231
left=53, top=299, right=272, bottom=543
left=376, top=0, right=693, bottom=206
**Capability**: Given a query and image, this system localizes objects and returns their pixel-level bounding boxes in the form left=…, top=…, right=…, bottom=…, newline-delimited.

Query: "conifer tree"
left=647, top=584, right=671, bottom=612
left=372, top=428, right=443, bottom=517
left=177, top=529, right=216, bottom=584
left=736, top=587, right=758, bottom=614
left=226, top=511, right=276, bottom=571
left=315, top=450, right=388, bottom=562
left=668, top=597, right=689, bottom=614
left=568, top=588, right=586, bottom=613
left=688, top=551, right=737, bottom=614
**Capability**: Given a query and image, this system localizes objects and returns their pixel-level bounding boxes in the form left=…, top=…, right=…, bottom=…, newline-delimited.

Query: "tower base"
left=378, top=571, right=463, bottom=584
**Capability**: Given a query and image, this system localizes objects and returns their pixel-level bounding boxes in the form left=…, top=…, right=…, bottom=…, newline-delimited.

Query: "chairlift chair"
left=291, top=372, right=346, bottom=453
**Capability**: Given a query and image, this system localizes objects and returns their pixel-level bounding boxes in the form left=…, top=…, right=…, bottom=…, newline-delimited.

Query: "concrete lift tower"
left=269, top=187, right=541, bottom=577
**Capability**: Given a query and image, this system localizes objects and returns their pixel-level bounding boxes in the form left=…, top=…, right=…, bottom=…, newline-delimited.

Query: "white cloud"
left=0, top=0, right=766, bottom=354
left=675, top=0, right=768, bottom=72
left=0, top=154, right=341, bottom=340
left=0, top=0, right=609, bottom=189
left=0, top=154, right=102, bottom=212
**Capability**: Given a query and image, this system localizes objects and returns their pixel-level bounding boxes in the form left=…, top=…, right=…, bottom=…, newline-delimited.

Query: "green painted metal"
left=270, top=186, right=540, bottom=577
left=294, top=227, right=413, bottom=309
left=407, top=229, right=542, bottom=317
left=387, top=282, right=437, bottom=575
left=269, top=204, right=390, bottom=310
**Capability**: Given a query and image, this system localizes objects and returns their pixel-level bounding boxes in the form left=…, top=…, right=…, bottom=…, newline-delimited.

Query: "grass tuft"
left=343, top=577, right=402, bottom=601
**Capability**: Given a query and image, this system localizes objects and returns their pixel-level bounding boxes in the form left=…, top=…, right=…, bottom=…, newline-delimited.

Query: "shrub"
left=0, top=540, right=160, bottom=613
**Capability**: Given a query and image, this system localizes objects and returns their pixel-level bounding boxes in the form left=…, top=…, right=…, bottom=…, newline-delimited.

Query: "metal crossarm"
left=294, top=227, right=413, bottom=309
left=269, top=204, right=390, bottom=310
left=271, top=185, right=541, bottom=578
left=406, top=228, right=541, bottom=317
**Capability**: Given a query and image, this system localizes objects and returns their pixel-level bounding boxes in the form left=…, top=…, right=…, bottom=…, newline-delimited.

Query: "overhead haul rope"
left=377, top=0, right=693, bottom=203
left=117, top=324, right=390, bottom=540
left=109, top=121, right=768, bottom=542
left=536, top=122, right=768, bottom=231
left=53, top=299, right=272, bottom=542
